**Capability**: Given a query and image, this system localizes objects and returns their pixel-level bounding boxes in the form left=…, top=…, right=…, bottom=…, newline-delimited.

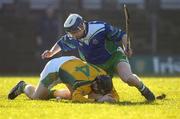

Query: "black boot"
left=141, top=87, right=155, bottom=102
left=8, top=81, right=25, bottom=100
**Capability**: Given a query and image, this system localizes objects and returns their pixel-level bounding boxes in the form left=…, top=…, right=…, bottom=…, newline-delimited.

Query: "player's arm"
left=122, top=34, right=132, bottom=57
left=53, top=89, right=71, bottom=100
left=92, top=87, right=119, bottom=103
left=72, top=86, right=95, bottom=102
left=110, top=87, right=119, bottom=101
left=41, top=43, right=61, bottom=59
left=106, top=23, right=125, bottom=42
left=41, top=35, right=78, bottom=59
left=106, top=24, right=132, bottom=57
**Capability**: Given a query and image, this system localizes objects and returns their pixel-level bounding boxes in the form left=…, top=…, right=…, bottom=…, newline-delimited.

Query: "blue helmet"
left=64, top=14, right=84, bottom=32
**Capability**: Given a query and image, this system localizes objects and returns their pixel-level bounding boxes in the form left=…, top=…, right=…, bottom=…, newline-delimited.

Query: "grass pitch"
left=0, top=76, right=180, bottom=119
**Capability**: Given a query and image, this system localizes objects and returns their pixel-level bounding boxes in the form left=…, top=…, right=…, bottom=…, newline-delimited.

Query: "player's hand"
left=41, top=50, right=53, bottom=59
left=97, top=94, right=116, bottom=103
left=124, top=48, right=133, bottom=57
left=56, top=96, right=62, bottom=102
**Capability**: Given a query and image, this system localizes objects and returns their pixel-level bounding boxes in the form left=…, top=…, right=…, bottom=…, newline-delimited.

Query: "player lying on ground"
left=8, top=56, right=119, bottom=103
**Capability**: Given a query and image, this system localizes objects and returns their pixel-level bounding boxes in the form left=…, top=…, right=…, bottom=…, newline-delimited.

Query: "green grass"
left=0, top=76, right=180, bottom=119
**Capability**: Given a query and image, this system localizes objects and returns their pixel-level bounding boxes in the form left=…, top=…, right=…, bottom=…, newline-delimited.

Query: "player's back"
left=59, top=58, right=106, bottom=86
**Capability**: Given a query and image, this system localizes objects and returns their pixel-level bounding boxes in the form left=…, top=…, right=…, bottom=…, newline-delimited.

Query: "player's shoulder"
left=58, top=34, right=74, bottom=41
left=87, top=20, right=112, bottom=30
left=88, top=20, right=108, bottom=26
left=87, top=21, right=108, bottom=31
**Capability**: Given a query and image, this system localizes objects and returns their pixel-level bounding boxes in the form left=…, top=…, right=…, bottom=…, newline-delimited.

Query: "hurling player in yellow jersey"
left=8, top=56, right=119, bottom=103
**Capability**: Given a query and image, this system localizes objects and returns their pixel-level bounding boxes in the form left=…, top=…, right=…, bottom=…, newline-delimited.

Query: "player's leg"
left=8, top=58, right=62, bottom=100
left=8, top=81, right=70, bottom=100
left=116, top=62, right=142, bottom=87
left=29, top=57, right=64, bottom=100
left=19, top=83, right=71, bottom=100
left=8, top=80, right=50, bottom=100
left=116, top=61, right=155, bottom=101
left=29, top=82, right=49, bottom=100
left=29, top=72, right=62, bottom=100
left=34, top=65, right=71, bottom=100
left=23, top=84, right=36, bottom=99
left=54, top=89, right=71, bottom=100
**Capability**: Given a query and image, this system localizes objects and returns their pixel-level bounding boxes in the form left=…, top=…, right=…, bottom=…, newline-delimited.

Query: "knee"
left=29, top=82, right=50, bottom=100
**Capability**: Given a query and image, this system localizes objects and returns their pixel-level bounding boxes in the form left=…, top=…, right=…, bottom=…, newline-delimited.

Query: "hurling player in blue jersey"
left=41, top=14, right=155, bottom=101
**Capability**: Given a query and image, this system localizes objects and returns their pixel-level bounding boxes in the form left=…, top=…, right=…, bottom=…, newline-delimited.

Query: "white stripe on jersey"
left=81, top=23, right=105, bottom=45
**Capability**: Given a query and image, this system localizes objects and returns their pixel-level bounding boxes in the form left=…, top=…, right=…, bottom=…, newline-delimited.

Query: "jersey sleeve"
left=57, top=35, right=78, bottom=51
left=72, top=85, right=95, bottom=102
left=105, top=23, right=126, bottom=42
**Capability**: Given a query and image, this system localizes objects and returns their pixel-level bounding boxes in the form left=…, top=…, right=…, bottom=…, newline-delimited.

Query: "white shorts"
left=40, top=56, right=78, bottom=88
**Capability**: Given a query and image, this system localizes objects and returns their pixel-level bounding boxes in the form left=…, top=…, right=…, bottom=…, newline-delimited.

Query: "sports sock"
left=138, top=82, right=146, bottom=92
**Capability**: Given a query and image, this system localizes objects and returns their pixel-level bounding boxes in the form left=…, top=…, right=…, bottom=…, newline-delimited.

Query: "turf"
left=0, top=76, right=180, bottom=119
